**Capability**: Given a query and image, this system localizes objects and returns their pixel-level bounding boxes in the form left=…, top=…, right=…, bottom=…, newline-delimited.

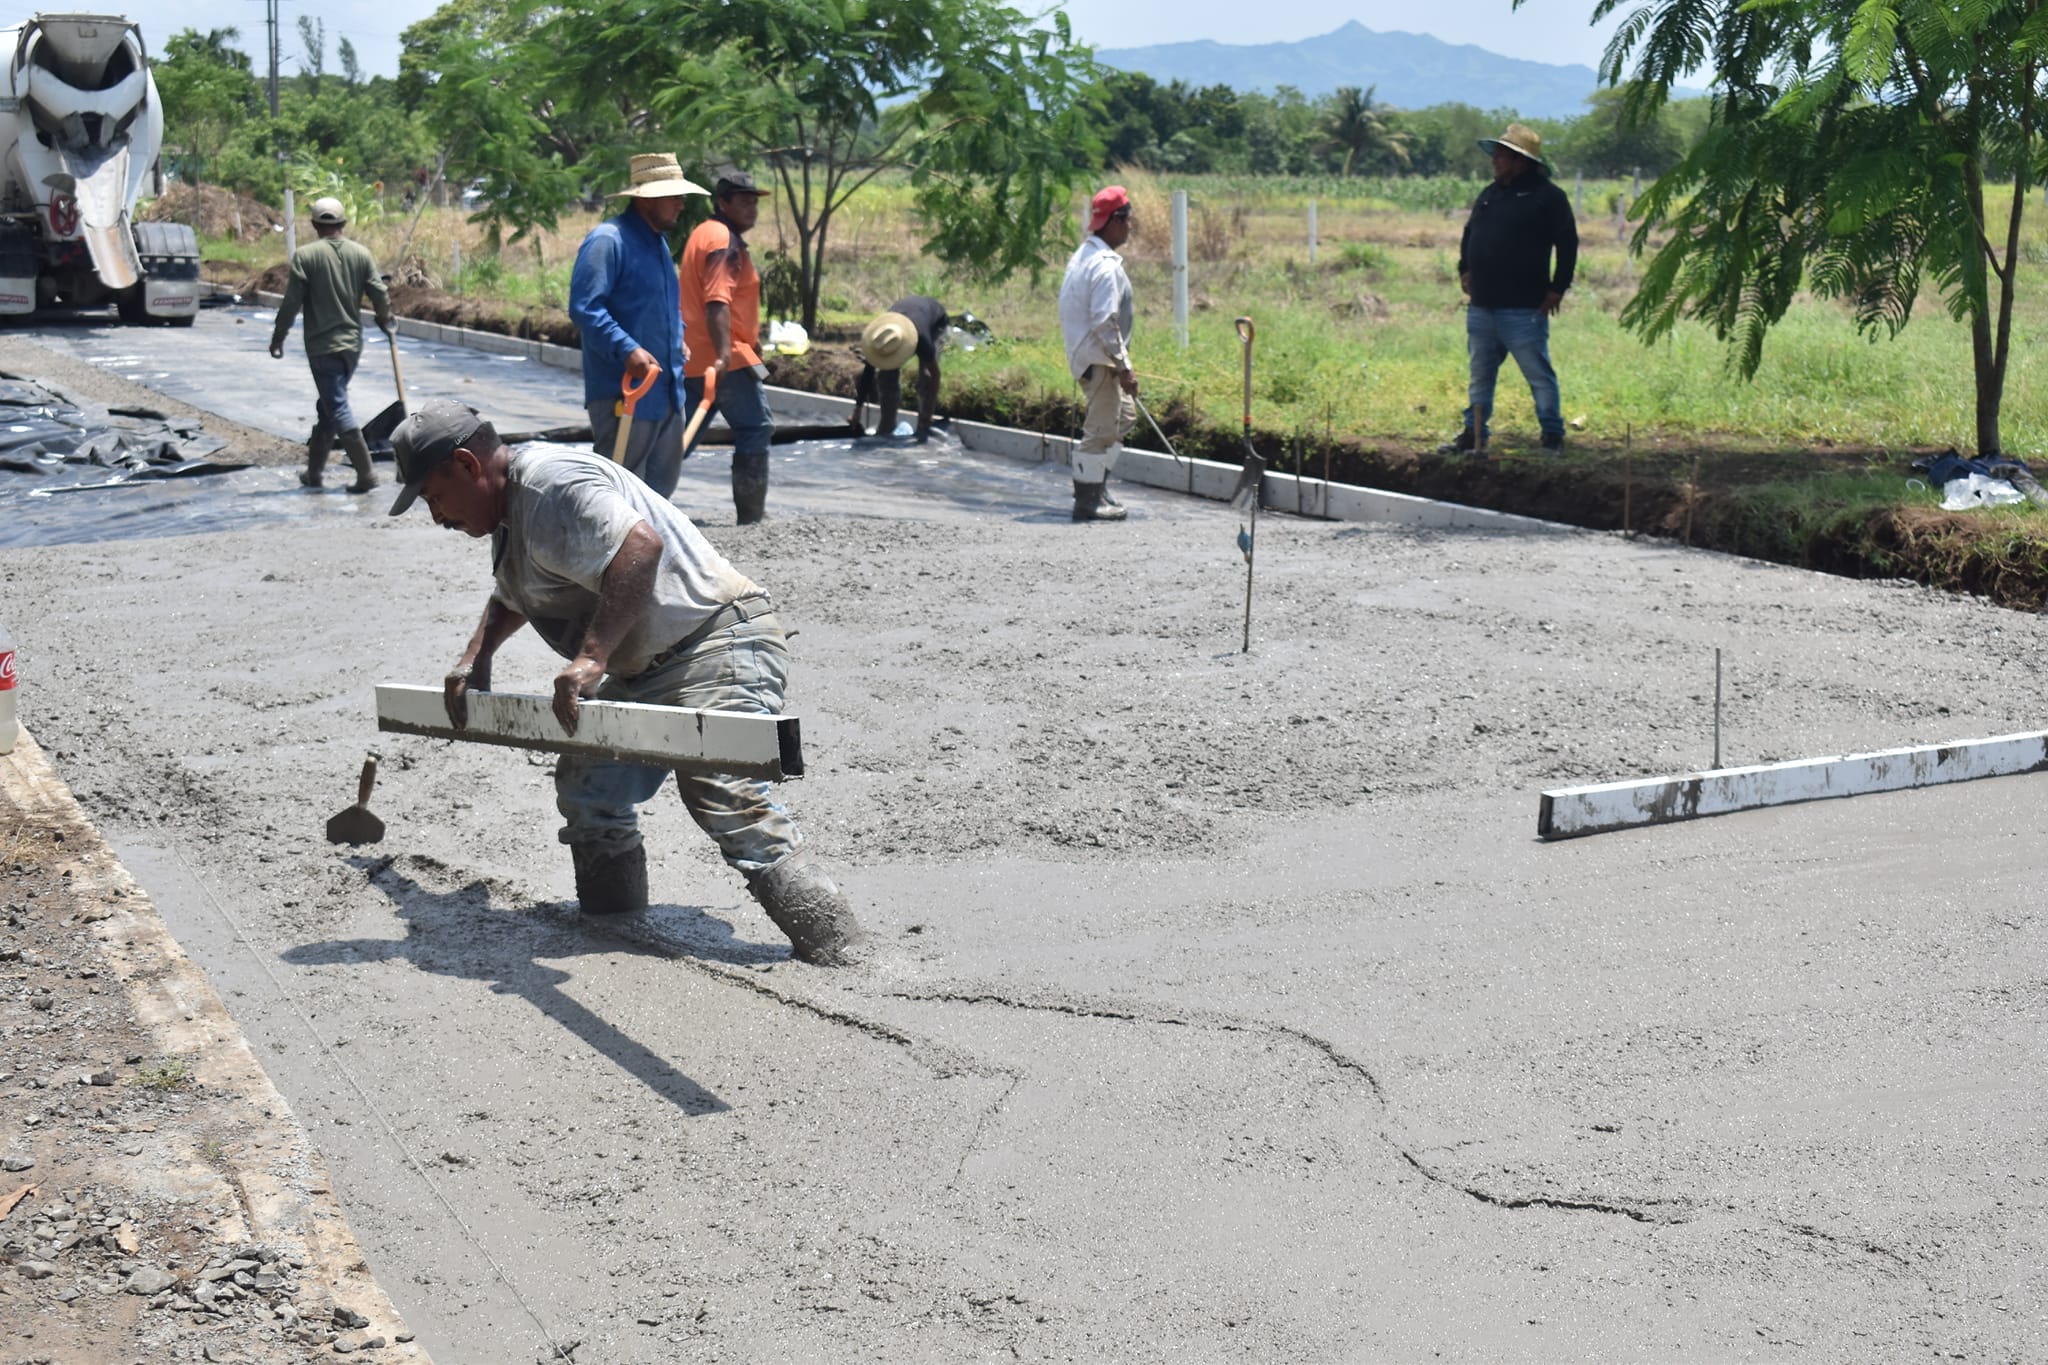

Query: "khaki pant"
left=1074, top=364, right=1134, bottom=484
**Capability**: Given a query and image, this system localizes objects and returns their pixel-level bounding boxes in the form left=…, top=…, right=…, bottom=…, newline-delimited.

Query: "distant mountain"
left=1098, top=21, right=1616, bottom=120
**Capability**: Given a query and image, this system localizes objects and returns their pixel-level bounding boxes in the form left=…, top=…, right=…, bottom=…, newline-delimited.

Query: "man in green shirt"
left=269, top=196, right=393, bottom=492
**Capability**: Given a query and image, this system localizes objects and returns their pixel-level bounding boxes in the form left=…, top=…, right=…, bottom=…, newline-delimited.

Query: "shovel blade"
left=325, top=804, right=385, bottom=846
left=1227, top=453, right=1266, bottom=513
left=360, top=401, right=406, bottom=454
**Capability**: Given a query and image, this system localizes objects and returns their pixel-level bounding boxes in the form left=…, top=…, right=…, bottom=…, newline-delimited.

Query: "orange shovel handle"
left=620, top=363, right=659, bottom=415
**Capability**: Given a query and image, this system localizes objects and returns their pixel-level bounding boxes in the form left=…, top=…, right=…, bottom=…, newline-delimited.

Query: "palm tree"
left=1320, top=85, right=1410, bottom=177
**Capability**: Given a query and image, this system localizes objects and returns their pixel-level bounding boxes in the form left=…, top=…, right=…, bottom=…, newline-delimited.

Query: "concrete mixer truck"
left=0, top=13, right=198, bottom=324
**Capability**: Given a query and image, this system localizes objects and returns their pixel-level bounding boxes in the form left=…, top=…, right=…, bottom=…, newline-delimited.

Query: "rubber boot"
left=1071, top=481, right=1128, bottom=522
left=571, top=842, right=648, bottom=916
left=732, top=450, right=769, bottom=525
left=300, top=428, right=331, bottom=488
left=339, top=429, right=378, bottom=493
left=747, top=852, right=863, bottom=966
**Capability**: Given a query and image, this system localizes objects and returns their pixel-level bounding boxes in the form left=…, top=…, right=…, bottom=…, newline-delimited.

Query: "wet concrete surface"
left=1, top=321, right=2043, bottom=1362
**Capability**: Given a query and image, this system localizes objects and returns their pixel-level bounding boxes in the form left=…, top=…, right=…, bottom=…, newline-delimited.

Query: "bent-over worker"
left=387, top=398, right=863, bottom=966
left=269, top=196, right=392, bottom=493
left=854, top=296, right=947, bottom=442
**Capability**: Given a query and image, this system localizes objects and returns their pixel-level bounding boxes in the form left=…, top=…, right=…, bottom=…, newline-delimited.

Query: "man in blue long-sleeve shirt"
left=569, top=154, right=707, bottom=498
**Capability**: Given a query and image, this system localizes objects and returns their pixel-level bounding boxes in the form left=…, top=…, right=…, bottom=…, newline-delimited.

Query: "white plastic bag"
left=1939, top=473, right=2025, bottom=510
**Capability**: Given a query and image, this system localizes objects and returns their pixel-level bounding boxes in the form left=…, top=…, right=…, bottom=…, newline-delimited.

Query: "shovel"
left=611, top=364, right=660, bottom=464
left=324, top=754, right=385, bottom=846
left=1226, top=316, right=1264, bottom=513
left=680, top=367, right=719, bottom=453
left=359, top=326, right=409, bottom=452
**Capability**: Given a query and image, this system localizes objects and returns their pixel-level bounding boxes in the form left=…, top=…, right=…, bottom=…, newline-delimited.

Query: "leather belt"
left=630, top=595, right=773, bottom=677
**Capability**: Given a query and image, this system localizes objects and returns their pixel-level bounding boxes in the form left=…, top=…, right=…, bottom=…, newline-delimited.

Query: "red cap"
left=1088, top=185, right=1130, bottom=233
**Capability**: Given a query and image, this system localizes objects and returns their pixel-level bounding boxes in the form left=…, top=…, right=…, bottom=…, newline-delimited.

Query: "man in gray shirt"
left=386, top=399, right=862, bottom=966
left=269, top=196, right=392, bottom=493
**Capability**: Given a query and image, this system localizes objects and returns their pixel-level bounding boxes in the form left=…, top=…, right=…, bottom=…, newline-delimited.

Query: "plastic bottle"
left=0, top=620, right=15, bottom=755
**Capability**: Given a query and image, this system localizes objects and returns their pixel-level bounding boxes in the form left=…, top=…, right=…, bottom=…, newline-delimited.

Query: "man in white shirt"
left=387, top=399, right=863, bottom=966
left=1057, top=186, right=1138, bottom=522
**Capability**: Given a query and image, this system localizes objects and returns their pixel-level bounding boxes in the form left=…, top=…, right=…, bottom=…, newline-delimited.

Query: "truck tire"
left=115, top=287, right=146, bottom=324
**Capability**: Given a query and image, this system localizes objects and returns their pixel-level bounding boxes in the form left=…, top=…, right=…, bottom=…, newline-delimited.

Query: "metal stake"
left=1242, top=499, right=1258, bottom=655
left=1713, top=647, right=1723, bottom=769
left=1623, top=423, right=1632, bottom=539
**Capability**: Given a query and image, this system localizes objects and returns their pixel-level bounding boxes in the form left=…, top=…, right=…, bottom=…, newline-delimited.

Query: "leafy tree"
left=1548, top=88, right=1683, bottom=177
left=1319, top=85, right=1410, bottom=176
left=296, top=16, right=325, bottom=95
left=1589, top=0, right=2048, bottom=453
left=154, top=28, right=263, bottom=187
left=398, top=0, right=597, bottom=249
left=534, top=0, right=1099, bottom=331
left=338, top=37, right=361, bottom=88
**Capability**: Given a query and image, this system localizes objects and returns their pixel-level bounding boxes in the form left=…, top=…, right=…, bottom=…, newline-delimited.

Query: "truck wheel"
left=168, top=313, right=195, bottom=327
left=115, top=288, right=145, bottom=324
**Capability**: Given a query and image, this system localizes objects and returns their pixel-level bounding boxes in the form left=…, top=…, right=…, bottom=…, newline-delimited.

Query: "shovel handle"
left=620, top=363, right=659, bottom=416
left=680, top=368, right=719, bottom=451
left=1235, top=316, right=1254, bottom=433
left=387, top=331, right=408, bottom=411
left=355, top=753, right=379, bottom=807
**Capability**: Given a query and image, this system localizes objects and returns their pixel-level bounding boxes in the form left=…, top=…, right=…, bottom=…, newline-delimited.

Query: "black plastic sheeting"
left=0, top=376, right=233, bottom=480
left=0, top=373, right=282, bottom=548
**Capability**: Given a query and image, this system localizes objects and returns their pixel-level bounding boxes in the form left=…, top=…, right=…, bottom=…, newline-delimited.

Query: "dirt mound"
left=140, top=185, right=282, bottom=241
left=388, top=282, right=578, bottom=348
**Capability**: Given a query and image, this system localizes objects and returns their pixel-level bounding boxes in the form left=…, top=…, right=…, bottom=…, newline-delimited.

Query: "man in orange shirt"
left=680, top=171, right=776, bottom=524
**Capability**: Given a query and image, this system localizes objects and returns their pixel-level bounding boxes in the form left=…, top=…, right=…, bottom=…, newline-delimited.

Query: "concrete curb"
left=209, top=282, right=1566, bottom=534
left=0, top=730, right=428, bottom=1359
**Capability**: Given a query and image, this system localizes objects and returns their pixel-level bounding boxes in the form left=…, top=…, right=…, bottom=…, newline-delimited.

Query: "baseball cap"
left=1088, top=185, right=1130, bottom=233
left=861, top=312, right=918, bottom=371
left=309, top=196, right=346, bottom=226
left=714, top=170, right=772, bottom=199
left=388, top=398, right=483, bottom=517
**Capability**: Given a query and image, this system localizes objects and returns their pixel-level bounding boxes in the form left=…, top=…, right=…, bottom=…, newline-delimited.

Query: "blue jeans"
left=1462, top=307, right=1562, bottom=440
left=683, top=366, right=774, bottom=458
left=553, top=611, right=800, bottom=877
left=309, top=349, right=361, bottom=437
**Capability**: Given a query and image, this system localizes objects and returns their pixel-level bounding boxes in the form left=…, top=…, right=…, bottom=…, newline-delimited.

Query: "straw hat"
left=1477, top=123, right=1547, bottom=169
left=609, top=153, right=709, bottom=199
left=861, top=312, right=918, bottom=371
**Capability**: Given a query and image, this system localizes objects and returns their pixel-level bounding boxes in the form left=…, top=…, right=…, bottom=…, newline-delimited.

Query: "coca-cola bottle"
left=0, top=621, right=16, bottom=755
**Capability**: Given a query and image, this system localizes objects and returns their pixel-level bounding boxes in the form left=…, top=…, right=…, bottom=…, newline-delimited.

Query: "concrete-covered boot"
left=340, top=429, right=379, bottom=493
left=1071, top=480, right=1127, bottom=522
left=571, top=842, right=647, bottom=916
left=732, top=451, right=769, bottom=525
left=300, top=429, right=331, bottom=488
left=747, top=852, right=863, bottom=966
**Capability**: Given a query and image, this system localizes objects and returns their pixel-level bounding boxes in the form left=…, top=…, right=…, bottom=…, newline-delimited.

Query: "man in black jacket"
left=1442, top=123, right=1578, bottom=454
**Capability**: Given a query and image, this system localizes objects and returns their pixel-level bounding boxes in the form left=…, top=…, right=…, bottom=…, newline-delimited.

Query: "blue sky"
left=138, top=0, right=1637, bottom=82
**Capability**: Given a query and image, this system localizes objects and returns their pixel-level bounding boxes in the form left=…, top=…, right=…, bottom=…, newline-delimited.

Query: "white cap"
left=309, top=197, right=346, bottom=226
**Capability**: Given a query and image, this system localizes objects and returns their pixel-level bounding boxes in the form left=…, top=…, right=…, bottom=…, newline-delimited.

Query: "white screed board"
left=1538, top=729, right=2048, bottom=840
left=375, top=684, right=802, bottom=781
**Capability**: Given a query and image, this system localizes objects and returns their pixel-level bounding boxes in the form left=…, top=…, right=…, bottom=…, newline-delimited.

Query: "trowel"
left=325, top=754, right=385, bottom=845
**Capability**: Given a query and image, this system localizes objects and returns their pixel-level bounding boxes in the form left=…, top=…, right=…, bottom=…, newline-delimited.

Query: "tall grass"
left=199, top=174, right=2048, bottom=453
